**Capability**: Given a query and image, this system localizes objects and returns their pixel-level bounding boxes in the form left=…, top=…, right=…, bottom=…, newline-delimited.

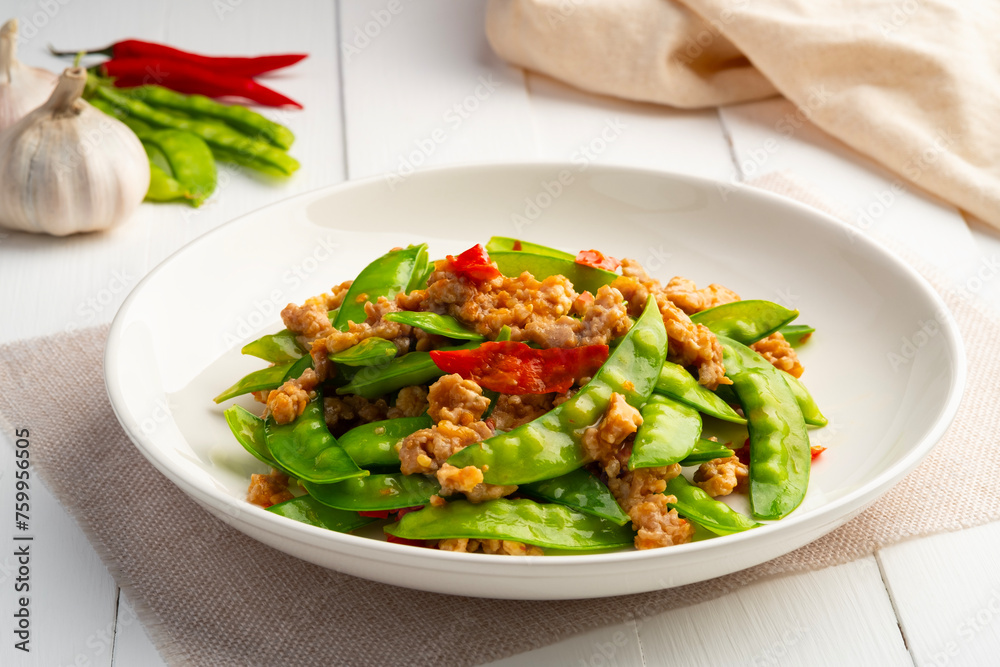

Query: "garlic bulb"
left=0, top=67, right=150, bottom=236
left=0, top=18, right=57, bottom=131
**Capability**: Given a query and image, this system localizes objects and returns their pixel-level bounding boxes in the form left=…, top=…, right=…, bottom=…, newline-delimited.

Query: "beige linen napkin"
left=1, top=178, right=999, bottom=665
left=486, top=0, right=1000, bottom=228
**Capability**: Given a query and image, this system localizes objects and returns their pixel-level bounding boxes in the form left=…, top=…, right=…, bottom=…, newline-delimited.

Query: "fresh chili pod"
left=98, top=58, right=303, bottom=108
left=430, top=341, right=609, bottom=395
left=53, top=39, right=306, bottom=77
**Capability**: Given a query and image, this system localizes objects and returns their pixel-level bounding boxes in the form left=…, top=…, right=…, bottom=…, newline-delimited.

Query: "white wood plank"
left=524, top=73, right=733, bottom=182
left=489, top=620, right=644, bottom=667
left=636, top=557, right=911, bottom=667
left=339, top=0, right=536, bottom=178
left=878, top=522, right=1000, bottom=667
left=719, top=98, right=980, bottom=289
left=111, top=591, right=166, bottom=667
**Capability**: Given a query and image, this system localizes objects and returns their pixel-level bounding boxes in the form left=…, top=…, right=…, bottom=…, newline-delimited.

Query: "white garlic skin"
left=0, top=67, right=150, bottom=236
left=0, top=19, right=58, bottom=132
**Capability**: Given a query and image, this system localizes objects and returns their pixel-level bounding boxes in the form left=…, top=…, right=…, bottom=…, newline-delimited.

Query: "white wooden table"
left=2, top=2, right=999, bottom=665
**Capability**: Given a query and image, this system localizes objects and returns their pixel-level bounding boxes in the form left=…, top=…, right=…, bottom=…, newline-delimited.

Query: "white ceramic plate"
left=105, top=163, right=965, bottom=600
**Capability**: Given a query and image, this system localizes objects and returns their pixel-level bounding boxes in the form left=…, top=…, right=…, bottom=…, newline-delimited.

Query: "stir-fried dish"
left=214, top=237, right=826, bottom=555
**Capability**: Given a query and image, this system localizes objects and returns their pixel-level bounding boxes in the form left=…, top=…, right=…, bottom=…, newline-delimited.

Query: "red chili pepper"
left=734, top=439, right=750, bottom=465
left=99, top=58, right=303, bottom=108
left=576, top=249, right=621, bottom=272
left=446, top=244, right=502, bottom=282
left=811, top=445, right=826, bottom=459
left=430, top=341, right=609, bottom=394
left=52, top=39, right=307, bottom=77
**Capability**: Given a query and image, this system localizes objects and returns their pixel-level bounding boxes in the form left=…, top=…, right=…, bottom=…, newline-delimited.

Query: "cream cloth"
left=0, top=176, right=998, bottom=665
left=486, top=0, right=1000, bottom=228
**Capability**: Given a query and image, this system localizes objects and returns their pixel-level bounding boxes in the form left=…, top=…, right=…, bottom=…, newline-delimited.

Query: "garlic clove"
left=0, top=67, right=150, bottom=236
left=0, top=18, right=58, bottom=132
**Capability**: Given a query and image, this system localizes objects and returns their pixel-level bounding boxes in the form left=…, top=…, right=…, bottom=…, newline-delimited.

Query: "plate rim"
left=104, top=161, right=968, bottom=572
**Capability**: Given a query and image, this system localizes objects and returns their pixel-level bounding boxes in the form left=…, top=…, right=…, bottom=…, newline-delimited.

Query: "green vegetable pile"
left=84, top=75, right=298, bottom=207
left=214, top=237, right=826, bottom=553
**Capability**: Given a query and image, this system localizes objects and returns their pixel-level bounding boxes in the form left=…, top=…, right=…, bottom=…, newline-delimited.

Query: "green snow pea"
left=490, top=251, right=616, bottom=295
left=678, top=439, right=736, bottom=466
left=691, top=300, right=799, bottom=346
left=521, top=468, right=629, bottom=525
left=334, top=244, right=429, bottom=330
left=338, top=414, right=433, bottom=468
left=267, top=496, right=374, bottom=533
left=783, top=373, right=827, bottom=427
left=241, top=329, right=305, bottom=363
left=630, top=394, right=702, bottom=469
left=654, top=362, right=746, bottom=424
left=665, top=475, right=760, bottom=536
left=305, top=473, right=440, bottom=511
left=328, top=337, right=398, bottom=366
left=448, top=295, right=667, bottom=485
left=337, top=342, right=478, bottom=399
left=385, top=498, right=634, bottom=551
left=495, top=325, right=512, bottom=342
left=719, top=336, right=810, bottom=520
left=121, top=85, right=295, bottom=150
left=213, top=354, right=311, bottom=403
left=223, top=405, right=294, bottom=476
left=264, top=395, right=368, bottom=484
left=779, top=324, right=815, bottom=346
left=485, top=236, right=575, bottom=260
left=382, top=311, right=485, bottom=341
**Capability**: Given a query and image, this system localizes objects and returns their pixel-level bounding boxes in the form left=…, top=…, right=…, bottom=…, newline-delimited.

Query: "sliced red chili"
left=430, top=341, right=609, bottom=394
left=810, top=445, right=826, bottom=459
left=446, top=244, right=501, bottom=282
left=576, top=249, right=620, bottom=272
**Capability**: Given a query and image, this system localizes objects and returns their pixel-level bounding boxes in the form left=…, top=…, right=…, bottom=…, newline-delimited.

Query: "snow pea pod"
left=783, top=373, right=828, bottom=427
left=267, top=496, right=374, bottom=533
left=382, top=311, right=485, bottom=341
left=213, top=354, right=310, bottom=403
left=337, top=342, right=478, bottom=400
left=305, top=473, right=439, bottom=511
left=328, top=337, right=398, bottom=366
left=223, top=405, right=294, bottom=476
left=338, top=414, right=433, bottom=468
left=448, top=296, right=667, bottom=485
left=520, top=468, right=629, bottom=525
left=485, top=236, right=574, bottom=260
left=654, top=362, right=746, bottom=424
left=334, top=244, right=429, bottom=330
left=490, top=251, right=616, bottom=295
left=385, top=498, right=635, bottom=550
left=264, top=395, right=368, bottom=484
left=678, top=439, right=736, bottom=466
left=691, top=300, right=798, bottom=346
left=241, top=329, right=305, bottom=363
left=630, top=394, right=701, bottom=469
left=719, top=336, right=810, bottom=520
left=779, top=324, right=814, bottom=346
left=665, top=475, right=760, bottom=535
